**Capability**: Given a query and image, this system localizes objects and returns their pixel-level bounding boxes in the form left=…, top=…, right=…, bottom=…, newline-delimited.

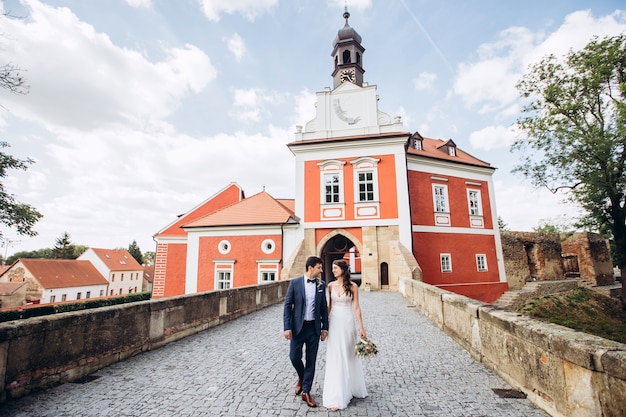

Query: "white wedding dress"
left=322, top=289, right=368, bottom=410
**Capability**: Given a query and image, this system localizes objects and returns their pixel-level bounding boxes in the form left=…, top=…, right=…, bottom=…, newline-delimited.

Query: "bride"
left=322, top=259, right=368, bottom=411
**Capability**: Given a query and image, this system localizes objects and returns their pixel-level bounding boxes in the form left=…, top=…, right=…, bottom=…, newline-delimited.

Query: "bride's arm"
left=326, top=282, right=333, bottom=316
left=351, top=282, right=366, bottom=338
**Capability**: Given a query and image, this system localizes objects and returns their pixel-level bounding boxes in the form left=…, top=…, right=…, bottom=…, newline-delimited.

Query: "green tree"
left=128, top=240, right=143, bottom=265
left=0, top=142, right=43, bottom=238
left=513, top=34, right=626, bottom=300
left=53, top=232, right=76, bottom=259
left=5, top=247, right=54, bottom=265
left=143, top=251, right=155, bottom=266
left=497, top=216, right=509, bottom=231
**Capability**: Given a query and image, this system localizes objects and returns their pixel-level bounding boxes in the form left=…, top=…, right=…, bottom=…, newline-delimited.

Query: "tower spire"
left=331, top=7, right=365, bottom=89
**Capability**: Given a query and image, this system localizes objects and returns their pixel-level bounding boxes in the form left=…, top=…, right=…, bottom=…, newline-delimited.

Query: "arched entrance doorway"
left=320, top=234, right=362, bottom=286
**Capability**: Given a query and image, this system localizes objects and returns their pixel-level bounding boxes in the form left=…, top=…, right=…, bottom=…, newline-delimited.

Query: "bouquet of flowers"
left=355, top=337, right=378, bottom=358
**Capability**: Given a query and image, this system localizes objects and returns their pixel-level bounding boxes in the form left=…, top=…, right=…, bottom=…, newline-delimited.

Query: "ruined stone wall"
left=562, top=232, right=615, bottom=286
left=500, top=232, right=564, bottom=290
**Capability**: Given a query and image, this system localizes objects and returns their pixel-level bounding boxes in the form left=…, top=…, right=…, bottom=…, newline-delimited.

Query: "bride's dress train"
left=322, top=290, right=368, bottom=410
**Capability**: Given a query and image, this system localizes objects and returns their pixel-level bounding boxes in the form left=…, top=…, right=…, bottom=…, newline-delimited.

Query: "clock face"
left=340, top=68, right=356, bottom=83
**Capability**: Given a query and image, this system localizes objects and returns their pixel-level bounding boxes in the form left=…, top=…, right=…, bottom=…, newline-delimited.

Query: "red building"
left=153, top=11, right=507, bottom=303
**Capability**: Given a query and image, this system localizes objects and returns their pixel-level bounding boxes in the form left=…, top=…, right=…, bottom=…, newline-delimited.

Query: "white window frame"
left=448, top=146, right=456, bottom=156
left=440, top=254, right=452, bottom=272
left=433, top=184, right=449, bottom=213
left=476, top=254, right=488, bottom=272
left=216, top=270, right=232, bottom=290
left=467, top=189, right=482, bottom=216
left=323, top=172, right=343, bottom=204
left=261, top=239, right=276, bottom=254
left=318, top=160, right=346, bottom=205
left=214, top=260, right=235, bottom=290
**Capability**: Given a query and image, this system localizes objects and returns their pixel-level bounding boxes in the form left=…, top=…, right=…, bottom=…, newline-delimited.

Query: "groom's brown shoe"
left=295, top=380, right=302, bottom=395
left=302, top=393, right=317, bottom=407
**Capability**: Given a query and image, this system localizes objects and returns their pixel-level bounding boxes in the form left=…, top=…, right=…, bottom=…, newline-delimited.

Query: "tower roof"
left=333, top=9, right=361, bottom=46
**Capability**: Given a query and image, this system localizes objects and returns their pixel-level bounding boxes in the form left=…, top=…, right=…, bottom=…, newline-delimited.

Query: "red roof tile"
left=0, top=281, right=27, bottom=296
left=155, top=183, right=245, bottom=237
left=407, top=136, right=492, bottom=168
left=90, top=249, right=143, bottom=271
left=17, top=259, right=108, bottom=289
left=183, top=191, right=298, bottom=228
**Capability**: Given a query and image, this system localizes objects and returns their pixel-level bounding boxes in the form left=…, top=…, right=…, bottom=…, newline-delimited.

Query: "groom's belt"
left=303, top=320, right=315, bottom=324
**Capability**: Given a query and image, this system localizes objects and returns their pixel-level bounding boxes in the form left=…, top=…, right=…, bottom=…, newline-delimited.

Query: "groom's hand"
left=284, top=330, right=292, bottom=340
left=321, top=330, right=328, bottom=341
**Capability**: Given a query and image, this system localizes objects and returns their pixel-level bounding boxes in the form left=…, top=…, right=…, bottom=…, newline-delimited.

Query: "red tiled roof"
left=277, top=199, right=295, bottom=212
left=183, top=191, right=298, bottom=228
left=0, top=281, right=27, bottom=296
left=18, top=259, right=108, bottom=289
left=143, top=264, right=155, bottom=283
left=407, top=136, right=492, bottom=168
left=90, top=248, right=143, bottom=271
left=155, top=183, right=245, bottom=237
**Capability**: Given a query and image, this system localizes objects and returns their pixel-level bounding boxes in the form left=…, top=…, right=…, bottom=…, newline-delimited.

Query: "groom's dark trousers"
left=290, top=321, right=320, bottom=394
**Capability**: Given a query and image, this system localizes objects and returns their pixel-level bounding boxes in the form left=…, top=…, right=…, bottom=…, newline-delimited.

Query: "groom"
left=283, top=256, right=329, bottom=407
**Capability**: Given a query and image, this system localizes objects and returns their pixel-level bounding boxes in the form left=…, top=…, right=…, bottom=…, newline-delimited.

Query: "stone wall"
left=399, top=277, right=626, bottom=417
left=561, top=232, right=614, bottom=286
left=0, top=280, right=290, bottom=403
left=501, top=232, right=564, bottom=290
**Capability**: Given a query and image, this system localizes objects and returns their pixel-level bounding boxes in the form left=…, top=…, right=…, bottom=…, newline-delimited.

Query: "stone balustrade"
left=399, top=277, right=626, bottom=417
left=0, top=280, right=290, bottom=403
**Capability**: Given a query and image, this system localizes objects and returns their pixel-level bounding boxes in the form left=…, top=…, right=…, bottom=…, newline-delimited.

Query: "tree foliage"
left=0, top=142, right=43, bottom=238
left=0, top=62, right=28, bottom=96
left=128, top=240, right=143, bottom=265
left=53, top=231, right=76, bottom=259
left=513, top=34, right=626, bottom=271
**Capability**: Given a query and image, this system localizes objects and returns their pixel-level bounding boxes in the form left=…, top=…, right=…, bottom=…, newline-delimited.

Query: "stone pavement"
left=0, top=291, right=549, bottom=417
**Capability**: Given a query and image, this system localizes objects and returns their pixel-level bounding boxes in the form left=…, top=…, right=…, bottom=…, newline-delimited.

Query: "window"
left=433, top=185, right=449, bottom=213
left=476, top=255, right=488, bottom=271
left=324, top=173, right=342, bottom=203
left=121, top=273, right=124, bottom=281
left=50, top=295, right=56, bottom=303
left=86, top=291, right=91, bottom=299
left=448, top=146, right=456, bottom=156
left=110, top=289, right=113, bottom=296
left=440, top=254, right=452, bottom=272
left=261, top=239, right=276, bottom=254
left=61, top=294, right=67, bottom=301
left=100, top=290, right=104, bottom=297
left=76, top=292, right=82, bottom=300
left=217, top=271, right=232, bottom=290
left=414, top=138, right=423, bottom=150
left=112, top=273, right=115, bottom=282
left=357, top=171, right=375, bottom=202
left=261, top=271, right=276, bottom=282
left=468, top=190, right=482, bottom=216
left=218, top=240, right=231, bottom=254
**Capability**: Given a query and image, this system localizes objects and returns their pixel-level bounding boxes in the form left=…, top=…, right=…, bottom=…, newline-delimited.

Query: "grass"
left=518, top=287, right=626, bottom=344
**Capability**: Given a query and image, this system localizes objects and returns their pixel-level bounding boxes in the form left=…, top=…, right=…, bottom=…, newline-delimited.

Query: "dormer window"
left=411, top=132, right=423, bottom=150
left=438, top=139, right=457, bottom=156
left=448, top=146, right=456, bottom=156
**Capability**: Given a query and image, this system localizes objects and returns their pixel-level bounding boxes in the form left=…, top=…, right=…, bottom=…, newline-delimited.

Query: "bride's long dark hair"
left=333, top=259, right=353, bottom=298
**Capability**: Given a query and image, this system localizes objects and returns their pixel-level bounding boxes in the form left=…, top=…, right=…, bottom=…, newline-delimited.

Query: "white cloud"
left=469, top=125, right=518, bottom=151
left=230, top=88, right=286, bottom=123
left=199, top=0, right=278, bottom=22
left=1, top=1, right=217, bottom=131
left=293, top=89, right=316, bottom=128
left=494, top=180, right=583, bottom=232
left=226, top=33, right=247, bottom=62
left=125, top=0, right=152, bottom=9
left=412, top=72, right=437, bottom=91
left=454, top=10, right=626, bottom=115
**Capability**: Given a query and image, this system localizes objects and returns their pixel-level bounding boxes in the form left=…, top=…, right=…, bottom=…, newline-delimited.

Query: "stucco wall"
left=399, top=277, right=626, bottom=417
left=0, top=280, right=290, bottom=403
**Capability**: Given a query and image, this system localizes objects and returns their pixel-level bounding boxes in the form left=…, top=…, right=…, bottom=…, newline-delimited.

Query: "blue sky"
left=0, top=0, right=625, bottom=256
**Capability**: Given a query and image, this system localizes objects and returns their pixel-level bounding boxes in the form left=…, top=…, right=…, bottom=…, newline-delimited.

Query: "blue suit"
left=283, top=276, right=329, bottom=394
